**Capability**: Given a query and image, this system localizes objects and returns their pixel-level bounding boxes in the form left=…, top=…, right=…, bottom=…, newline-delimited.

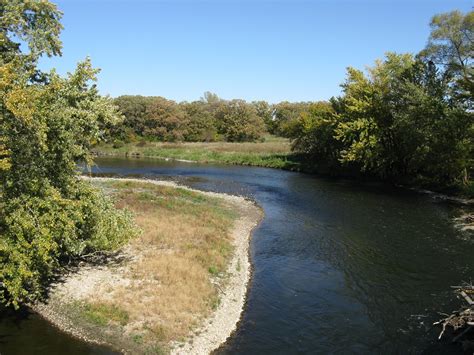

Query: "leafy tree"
left=329, top=52, right=471, bottom=185
left=0, top=0, right=136, bottom=307
left=290, top=101, right=341, bottom=169
left=201, top=91, right=221, bottom=105
left=272, top=101, right=311, bottom=137
left=144, top=97, right=188, bottom=141
left=251, top=100, right=274, bottom=132
left=421, top=10, right=474, bottom=104
left=334, top=54, right=417, bottom=177
left=216, top=100, right=266, bottom=142
left=112, top=95, right=156, bottom=140
left=291, top=39, right=472, bottom=187
left=181, top=101, right=218, bottom=141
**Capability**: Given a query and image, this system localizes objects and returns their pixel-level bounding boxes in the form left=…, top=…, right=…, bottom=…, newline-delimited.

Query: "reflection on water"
left=0, top=306, right=115, bottom=355
left=1, top=156, right=471, bottom=354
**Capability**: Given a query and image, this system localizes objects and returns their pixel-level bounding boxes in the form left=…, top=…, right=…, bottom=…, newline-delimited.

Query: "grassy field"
left=61, top=180, right=241, bottom=353
left=93, top=136, right=301, bottom=170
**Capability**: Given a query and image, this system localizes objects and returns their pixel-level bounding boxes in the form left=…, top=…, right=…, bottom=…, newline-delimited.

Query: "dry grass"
left=69, top=180, right=237, bottom=352
left=156, top=139, right=291, bottom=154
left=93, top=135, right=299, bottom=170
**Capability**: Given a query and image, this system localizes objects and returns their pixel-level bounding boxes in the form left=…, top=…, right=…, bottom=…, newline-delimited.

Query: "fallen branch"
left=435, top=283, right=474, bottom=343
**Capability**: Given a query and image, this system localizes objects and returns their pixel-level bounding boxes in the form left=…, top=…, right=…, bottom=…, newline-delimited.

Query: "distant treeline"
left=109, top=10, right=473, bottom=189
left=109, top=92, right=312, bottom=144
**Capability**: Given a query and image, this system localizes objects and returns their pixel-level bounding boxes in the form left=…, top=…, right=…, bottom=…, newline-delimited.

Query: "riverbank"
left=33, top=177, right=263, bottom=354
left=92, top=142, right=474, bottom=200
left=92, top=139, right=299, bottom=170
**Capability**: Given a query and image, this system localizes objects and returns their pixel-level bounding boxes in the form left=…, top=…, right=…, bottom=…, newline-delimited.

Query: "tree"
left=272, top=101, right=311, bottom=137
left=112, top=95, right=156, bottom=139
left=251, top=100, right=274, bottom=132
left=181, top=101, right=218, bottom=142
left=201, top=91, right=221, bottom=105
left=290, top=101, right=341, bottom=169
left=144, top=97, right=188, bottom=141
left=0, top=0, right=136, bottom=307
left=334, top=52, right=472, bottom=184
left=216, top=100, right=266, bottom=142
left=421, top=10, right=474, bottom=105
left=290, top=45, right=472, bottom=187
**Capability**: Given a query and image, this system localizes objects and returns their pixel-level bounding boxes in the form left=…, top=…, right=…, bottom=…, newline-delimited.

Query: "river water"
left=1, top=157, right=472, bottom=354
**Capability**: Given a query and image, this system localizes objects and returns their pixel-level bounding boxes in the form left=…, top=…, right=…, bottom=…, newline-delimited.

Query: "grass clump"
left=81, top=302, right=129, bottom=326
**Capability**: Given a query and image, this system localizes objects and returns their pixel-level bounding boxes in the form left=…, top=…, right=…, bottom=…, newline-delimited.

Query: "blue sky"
left=39, top=0, right=472, bottom=103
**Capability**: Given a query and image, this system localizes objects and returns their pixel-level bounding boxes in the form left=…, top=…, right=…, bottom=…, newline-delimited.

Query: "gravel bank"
left=33, top=176, right=262, bottom=354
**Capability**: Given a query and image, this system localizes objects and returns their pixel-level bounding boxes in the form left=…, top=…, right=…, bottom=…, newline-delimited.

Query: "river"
left=1, top=157, right=472, bottom=354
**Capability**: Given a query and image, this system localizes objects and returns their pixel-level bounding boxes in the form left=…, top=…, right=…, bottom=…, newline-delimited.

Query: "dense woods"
left=109, top=93, right=270, bottom=143
left=109, top=94, right=312, bottom=144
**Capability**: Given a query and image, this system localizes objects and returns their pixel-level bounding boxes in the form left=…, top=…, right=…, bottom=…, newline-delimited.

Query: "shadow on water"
left=1, top=156, right=472, bottom=354
left=0, top=305, right=116, bottom=355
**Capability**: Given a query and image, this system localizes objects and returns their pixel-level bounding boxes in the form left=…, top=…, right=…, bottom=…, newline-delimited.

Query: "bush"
left=0, top=182, right=137, bottom=307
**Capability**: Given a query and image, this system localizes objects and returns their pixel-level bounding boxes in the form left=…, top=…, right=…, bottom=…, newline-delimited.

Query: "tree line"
left=109, top=92, right=314, bottom=144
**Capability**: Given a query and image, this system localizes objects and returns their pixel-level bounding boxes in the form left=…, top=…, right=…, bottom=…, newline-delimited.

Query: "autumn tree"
left=272, top=101, right=311, bottom=137
left=289, top=101, right=341, bottom=170
left=144, top=97, right=188, bottom=141
left=181, top=101, right=218, bottom=141
left=216, top=100, right=266, bottom=142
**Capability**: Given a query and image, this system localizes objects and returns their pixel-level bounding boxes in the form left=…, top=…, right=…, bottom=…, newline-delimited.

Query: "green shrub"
left=0, top=0, right=138, bottom=308
left=0, top=182, right=137, bottom=307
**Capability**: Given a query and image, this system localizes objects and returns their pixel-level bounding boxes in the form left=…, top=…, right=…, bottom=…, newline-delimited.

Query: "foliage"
left=272, top=101, right=312, bottom=137
left=215, top=99, right=266, bottom=142
left=251, top=100, right=274, bottom=132
left=289, top=10, right=473, bottom=189
left=0, top=184, right=136, bottom=305
left=111, top=94, right=267, bottom=142
left=0, top=0, right=136, bottom=307
left=289, top=101, right=341, bottom=169
left=181, top=101, right=218, bottom=142
left=110, top=95, right=155, bottom=139
left=420, top=10, right=474, bottom=105
left=144, top=97, right=188, bottom=141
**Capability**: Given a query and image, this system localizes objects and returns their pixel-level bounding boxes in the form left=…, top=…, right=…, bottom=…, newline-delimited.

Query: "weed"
left=81, top=302, right=129, bottom=326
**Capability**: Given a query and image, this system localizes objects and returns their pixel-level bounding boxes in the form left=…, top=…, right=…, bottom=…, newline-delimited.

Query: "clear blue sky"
left=39, top=0, right=472, bottom=103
